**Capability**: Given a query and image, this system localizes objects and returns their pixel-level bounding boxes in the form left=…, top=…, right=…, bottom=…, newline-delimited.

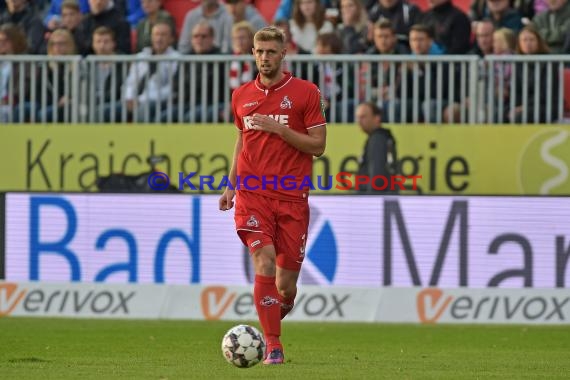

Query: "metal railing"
left=1, top=54, right=568, bottom=124
left=483, top=55, right=568, bottom=124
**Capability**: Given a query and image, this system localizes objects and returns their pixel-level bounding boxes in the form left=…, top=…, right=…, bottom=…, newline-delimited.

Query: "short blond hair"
left=494, top=28, right=516, bottom=52
left=47, top=28, right=77, bottom=55
left=232, top=20, right=255, bottom=39
left=61, top=0, right=81, bottom=12
left=253, top=26, right=285, bottom=45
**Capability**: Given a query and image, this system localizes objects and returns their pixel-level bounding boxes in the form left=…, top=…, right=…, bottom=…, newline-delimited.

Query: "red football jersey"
left=232, top=71, right=326, bottom=202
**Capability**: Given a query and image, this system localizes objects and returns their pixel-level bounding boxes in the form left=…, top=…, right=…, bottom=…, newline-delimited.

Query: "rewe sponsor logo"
left=0, top=283, right=135, bottom=317
left=242, top=114, right=289, bottom=129
left=417, top=288, right=570, bottom=324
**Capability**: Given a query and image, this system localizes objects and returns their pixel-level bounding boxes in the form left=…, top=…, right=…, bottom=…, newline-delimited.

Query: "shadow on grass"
left=8, top=357, right=50, bottom=364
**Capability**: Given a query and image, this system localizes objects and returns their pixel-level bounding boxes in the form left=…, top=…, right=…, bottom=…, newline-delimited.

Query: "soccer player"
left=219, top=26, right=327, bottom=365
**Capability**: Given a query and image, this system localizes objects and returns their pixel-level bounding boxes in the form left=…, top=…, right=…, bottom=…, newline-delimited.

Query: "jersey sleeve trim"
left=236, top=228, right=264, bottom=234
left=307, top=122, right=327, bottom=130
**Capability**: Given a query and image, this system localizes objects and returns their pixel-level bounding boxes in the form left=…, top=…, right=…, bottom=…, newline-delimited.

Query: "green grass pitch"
left=1, top=318, right=569, bottom=379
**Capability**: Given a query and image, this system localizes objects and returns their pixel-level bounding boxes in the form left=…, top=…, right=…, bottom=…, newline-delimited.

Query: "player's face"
left=252, top=39, right=285, bottom=79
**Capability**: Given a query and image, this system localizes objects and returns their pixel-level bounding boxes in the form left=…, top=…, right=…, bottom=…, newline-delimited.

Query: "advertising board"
left=5, top=194, right=570, bottom=288
left=2, top=125, right=570, bottom=194
left=2, top=282, right=568, bottom=324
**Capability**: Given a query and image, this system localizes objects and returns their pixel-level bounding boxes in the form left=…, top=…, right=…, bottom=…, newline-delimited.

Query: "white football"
left=221, top=324, right=266, bottom=368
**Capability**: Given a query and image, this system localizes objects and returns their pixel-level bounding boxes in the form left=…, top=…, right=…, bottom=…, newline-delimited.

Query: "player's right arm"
left=219, top=130, right=242, bottom=211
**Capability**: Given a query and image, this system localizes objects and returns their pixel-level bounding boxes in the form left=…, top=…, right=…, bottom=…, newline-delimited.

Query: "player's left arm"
left=250, top=114, right=326, bottom=157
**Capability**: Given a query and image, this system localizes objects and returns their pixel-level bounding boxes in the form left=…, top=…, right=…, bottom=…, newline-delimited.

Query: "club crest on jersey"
left=280, top=96, right=292, bottom=109
left=247, top=215, right=259, bottom=227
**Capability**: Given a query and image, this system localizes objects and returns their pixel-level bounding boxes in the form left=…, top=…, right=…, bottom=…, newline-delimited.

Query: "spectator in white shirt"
left=289, top=0, right=334, bottom=53
left=123, top=21, right=181, bottom=122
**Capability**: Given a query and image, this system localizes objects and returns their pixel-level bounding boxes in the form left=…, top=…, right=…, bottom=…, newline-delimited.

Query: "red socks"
left=278, top=289, right=296, bottom=320
left=254, top=275, right=282, bottom=350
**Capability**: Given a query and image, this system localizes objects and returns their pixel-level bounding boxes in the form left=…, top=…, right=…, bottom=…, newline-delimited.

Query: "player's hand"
left=251, top=113, right=282, bottom=134
left=219, top=189, right=236, bottom=211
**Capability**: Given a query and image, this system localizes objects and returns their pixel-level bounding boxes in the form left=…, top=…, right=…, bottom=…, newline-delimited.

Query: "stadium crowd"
left=0, top=0, right=568, bottom=124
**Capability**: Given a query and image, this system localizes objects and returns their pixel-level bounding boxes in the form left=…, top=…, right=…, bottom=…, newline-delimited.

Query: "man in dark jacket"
left=0, top=0, right=45, bottom=53
left=421, top=0, right=472, bottom=54
left=355, top=101, right=398, bottom=194
left=75, top=0, right=131, bottom=55
left=365, top=19, right=410, bottom=122
left=368, top=0, right=423, bottom=47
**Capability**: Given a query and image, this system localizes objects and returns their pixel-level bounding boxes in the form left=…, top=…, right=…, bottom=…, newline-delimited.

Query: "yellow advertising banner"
left=1, top=124, right=570, bottom=195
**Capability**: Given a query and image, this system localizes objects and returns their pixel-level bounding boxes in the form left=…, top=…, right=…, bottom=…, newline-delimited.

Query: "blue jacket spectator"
left=126, top=0, right=145, bottom=26
left=273, top=0, right=334, bottom=21
left=43, top=0, right=90, bottom=28
left=44, top=0, right=145, bottom=29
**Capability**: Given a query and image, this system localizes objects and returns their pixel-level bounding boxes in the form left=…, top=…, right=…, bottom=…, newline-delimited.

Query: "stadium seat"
left=131, top=28, right=137, bottom=53
left=163, top=0, right=201, bottom=36
left=252, top=0, right=281, bottom=23
left=564, top=68, right=570, bottom=115
left=452, top=0, right=472, bottom=14
left=409, top=0, right=471, bottom=14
